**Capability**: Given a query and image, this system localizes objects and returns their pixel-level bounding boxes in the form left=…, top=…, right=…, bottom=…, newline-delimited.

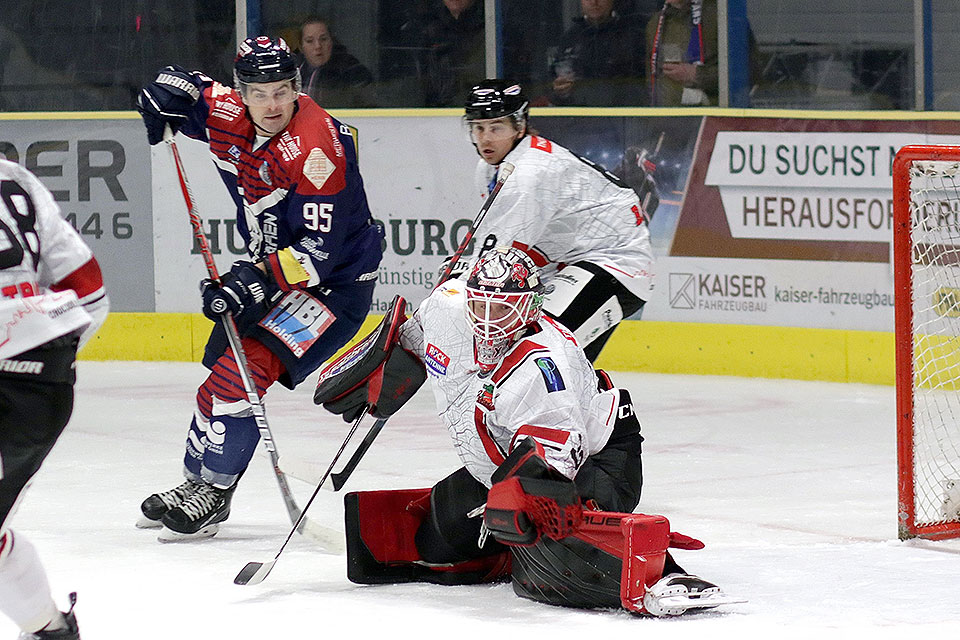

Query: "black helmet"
left=464, top=79, right=529, bottom=128
left=234, top=36, right=301, bottom=90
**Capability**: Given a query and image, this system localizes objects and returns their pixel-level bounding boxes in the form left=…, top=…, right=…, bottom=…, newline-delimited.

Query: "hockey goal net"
left=894, top=145, right=960, bottom=540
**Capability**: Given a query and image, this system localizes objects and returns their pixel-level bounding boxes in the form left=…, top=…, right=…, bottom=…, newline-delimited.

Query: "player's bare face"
left=301, top=22, right=333, bottom=67
left=469, top=117, right=523, bottom=165
left=242, top=80, right=297, bottom=135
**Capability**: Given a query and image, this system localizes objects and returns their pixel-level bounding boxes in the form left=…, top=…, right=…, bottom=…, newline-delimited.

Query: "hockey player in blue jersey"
left=134, top=36, right=383, bottom=541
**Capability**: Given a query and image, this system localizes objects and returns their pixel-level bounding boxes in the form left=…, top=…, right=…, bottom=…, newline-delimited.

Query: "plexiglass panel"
left=747, top=0, right=913, bottom=110
left=0, top=0, right=235, bottom=111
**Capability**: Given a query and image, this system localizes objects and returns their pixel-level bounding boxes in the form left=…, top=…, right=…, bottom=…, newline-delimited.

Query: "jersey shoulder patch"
left=533, top=356, right=565, bottom=392
left=529, top=136, right=553, bottom=153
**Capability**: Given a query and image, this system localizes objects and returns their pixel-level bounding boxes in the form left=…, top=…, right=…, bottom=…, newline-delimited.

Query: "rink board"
left=78, top=312, right=895, bottom=385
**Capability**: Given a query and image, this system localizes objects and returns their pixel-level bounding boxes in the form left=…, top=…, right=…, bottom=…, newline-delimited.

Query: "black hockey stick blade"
left=330, top=417, right=387, bottom=491
left=234, top=559, right=277, bottom=586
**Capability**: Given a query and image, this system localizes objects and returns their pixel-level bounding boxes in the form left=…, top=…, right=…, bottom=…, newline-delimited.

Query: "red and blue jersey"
left=180, top=80, right=382, bottom=290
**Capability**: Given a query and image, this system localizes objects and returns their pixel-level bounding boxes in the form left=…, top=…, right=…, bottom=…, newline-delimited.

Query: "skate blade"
left=654, top=592, right=747, bottom=613
left=157, top=523, right=220, bottom=543
left=136, top=515, right=163, bottom=529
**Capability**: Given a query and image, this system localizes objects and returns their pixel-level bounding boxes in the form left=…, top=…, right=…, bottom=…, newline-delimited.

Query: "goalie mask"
left=465, top=247, right=545, bottom=374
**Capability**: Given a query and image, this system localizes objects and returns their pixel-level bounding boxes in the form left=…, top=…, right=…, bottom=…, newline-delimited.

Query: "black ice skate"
left=136, top=479, right=202, bottom=529
left=20, top=592, right=80, bottom=639
left=642, top=573, right=744, bottom=616
left=157, top=482, right=235, bottom=542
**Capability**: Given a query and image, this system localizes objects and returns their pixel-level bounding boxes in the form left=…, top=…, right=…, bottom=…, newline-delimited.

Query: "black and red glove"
left=483, top=437, right=582, bottom=546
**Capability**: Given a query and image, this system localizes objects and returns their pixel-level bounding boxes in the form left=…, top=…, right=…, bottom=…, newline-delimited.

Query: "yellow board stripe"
left=79, top=313, right=895, bottom=385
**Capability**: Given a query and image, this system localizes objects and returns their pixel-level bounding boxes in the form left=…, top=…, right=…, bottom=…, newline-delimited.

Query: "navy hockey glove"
left=200, top=261, right=269, bottom=320
left=136, top=65, right=202, bottom=145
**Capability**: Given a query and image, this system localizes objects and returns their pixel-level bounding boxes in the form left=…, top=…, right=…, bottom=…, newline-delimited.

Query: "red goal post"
left=894, top=144, right=960, bottom=540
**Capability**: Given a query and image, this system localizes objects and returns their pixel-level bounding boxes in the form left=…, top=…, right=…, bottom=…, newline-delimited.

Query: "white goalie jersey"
left=473, top=135, right=655, bottom=300
left=399, top=280, right=622, bottom=486
left=0, top=159, right=108, bottom=359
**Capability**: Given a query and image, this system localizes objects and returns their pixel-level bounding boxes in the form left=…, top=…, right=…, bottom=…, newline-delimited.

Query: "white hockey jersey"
left=399, top=280, right=621, bottom=486
left=473, top=135, right=655, bottom=299
left=0, top=159, right=108, bottom=359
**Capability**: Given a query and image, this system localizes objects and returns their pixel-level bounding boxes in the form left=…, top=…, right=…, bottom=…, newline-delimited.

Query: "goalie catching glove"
left=483, top=437, right=582, bottom=546
left=314, top=295, right=426, bottom=422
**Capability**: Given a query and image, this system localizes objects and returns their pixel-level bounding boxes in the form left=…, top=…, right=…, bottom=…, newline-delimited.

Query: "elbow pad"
left=265, top=247, right=321, bottom=291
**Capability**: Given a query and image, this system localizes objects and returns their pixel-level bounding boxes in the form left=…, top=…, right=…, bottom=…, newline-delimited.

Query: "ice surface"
left=3, top=361, right=959, bottom=639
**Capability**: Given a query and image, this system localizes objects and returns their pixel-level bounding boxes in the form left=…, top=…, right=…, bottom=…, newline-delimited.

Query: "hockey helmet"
left=234, top=36, right=301, bottom=102
left=465, top=247, right=544, bottom=374
left=464, top=79, right=529, bottom=131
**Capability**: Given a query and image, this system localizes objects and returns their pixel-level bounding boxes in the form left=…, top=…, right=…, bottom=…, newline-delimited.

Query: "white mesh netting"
left=907, top=159, right=960, bottom=529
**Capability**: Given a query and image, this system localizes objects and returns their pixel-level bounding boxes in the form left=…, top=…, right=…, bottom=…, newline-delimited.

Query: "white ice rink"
left=4, top=360, right=960, bottom=640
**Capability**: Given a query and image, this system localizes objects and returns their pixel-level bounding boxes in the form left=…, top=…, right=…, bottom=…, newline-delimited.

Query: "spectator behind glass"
left=420, top=0, right=485, bottom=107
left=646, top=0, right=717, bottom=106
left=298, top=16, right=375, bottom=108
left=544, top=0, right=648, bottom=107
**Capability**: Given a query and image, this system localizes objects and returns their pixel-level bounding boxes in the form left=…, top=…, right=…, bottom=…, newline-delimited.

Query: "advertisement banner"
left=0, top=118, right=154, bottom=311
left=665, top=117, right=960, bottom=330
left=8, top=113, right=960, bottom=336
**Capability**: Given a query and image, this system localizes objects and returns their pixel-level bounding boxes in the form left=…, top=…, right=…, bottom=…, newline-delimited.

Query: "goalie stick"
left=234, top=409, right=368, bottom=585
left=318, top=162, right=516, bottom=493
left=164, top=126, right=342, bottom=553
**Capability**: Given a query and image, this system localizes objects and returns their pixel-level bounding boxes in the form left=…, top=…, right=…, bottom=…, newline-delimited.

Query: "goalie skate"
left=136, top=479, right=202, bottom=529
left=157, top=482, right=235, bottom=542
left=642, top=574, right=744, bottom=617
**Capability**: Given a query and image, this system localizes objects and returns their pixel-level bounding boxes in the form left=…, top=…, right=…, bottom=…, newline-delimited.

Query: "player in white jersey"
left=0, top=160, right=110, bottom=639
left=315, top=248, right=732, bottom=615
left=460, top=79, right=654, bottom=361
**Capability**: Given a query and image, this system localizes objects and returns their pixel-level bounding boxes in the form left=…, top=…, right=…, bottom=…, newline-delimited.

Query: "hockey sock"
left=0, top=531, right=61, bottom=633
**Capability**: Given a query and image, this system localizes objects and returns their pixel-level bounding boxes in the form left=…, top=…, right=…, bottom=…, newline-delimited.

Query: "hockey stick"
left=318, top=162, right=517, bottom=493
left=234, top=409, right=368, bottom=585
left=329, top=416, right=386, bottom=490
left=163, top=127, right=342, bottom=553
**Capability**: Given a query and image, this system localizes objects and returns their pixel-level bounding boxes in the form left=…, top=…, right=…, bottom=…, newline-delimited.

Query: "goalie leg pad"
left=345, top=487, right=510, bottom=586
left=509, top=511, right=673, bottom=612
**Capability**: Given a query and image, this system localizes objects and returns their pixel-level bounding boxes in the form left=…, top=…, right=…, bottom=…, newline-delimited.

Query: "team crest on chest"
left=477, top=383, right=495, bottom=411
left=259, top=160, right=272, bottom=186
